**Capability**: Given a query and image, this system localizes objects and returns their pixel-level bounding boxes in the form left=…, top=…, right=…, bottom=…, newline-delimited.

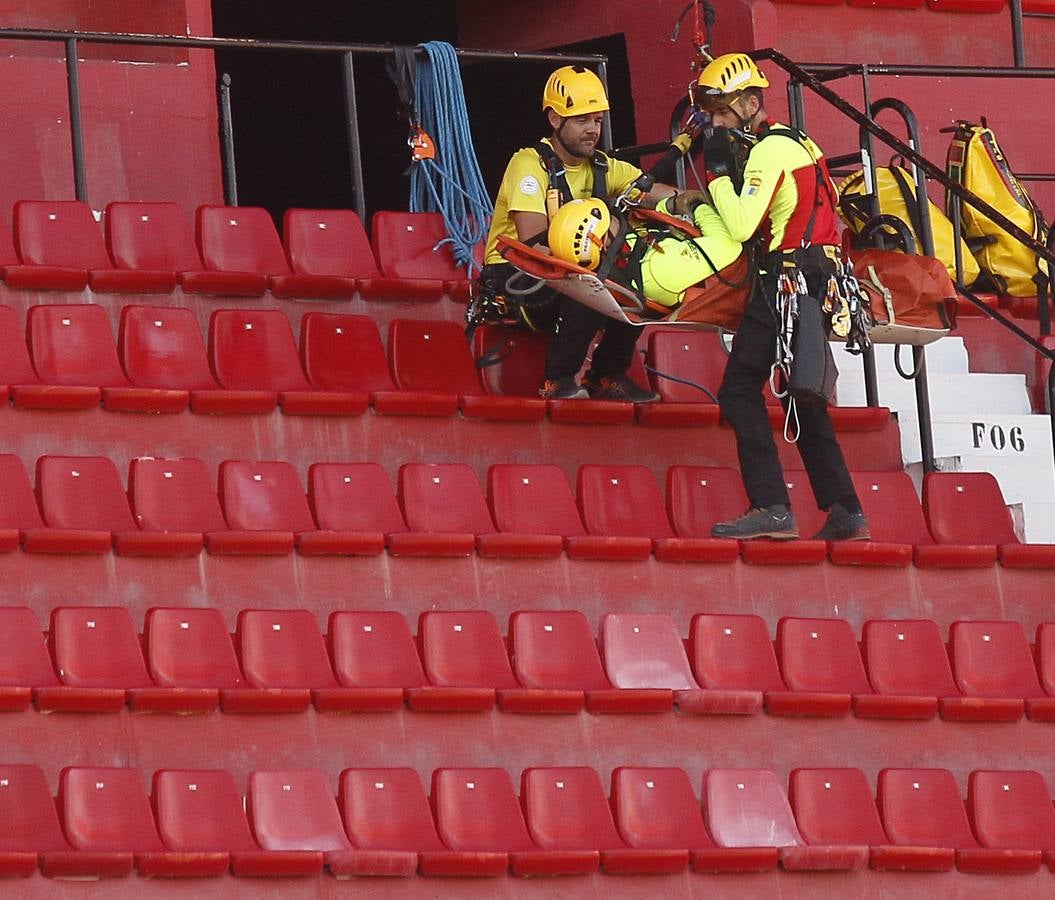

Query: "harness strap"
left=534, top=141, right=609, bottom=219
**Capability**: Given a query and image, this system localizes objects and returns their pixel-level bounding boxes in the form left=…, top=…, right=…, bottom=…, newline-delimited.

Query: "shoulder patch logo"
left=519, top=175, right=541, bottom=196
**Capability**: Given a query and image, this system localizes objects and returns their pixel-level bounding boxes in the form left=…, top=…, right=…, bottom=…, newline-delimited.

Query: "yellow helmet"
left=694, top=53, right=769, bottom=109
left=547, top=199, right=612, bottom=270
left=542, top=66, right=610, bottom=117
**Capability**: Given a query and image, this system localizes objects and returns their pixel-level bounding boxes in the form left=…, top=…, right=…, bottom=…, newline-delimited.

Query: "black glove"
left=682, top=109, right=710, bottom=143
left=704, top=126, right=736, bottom=178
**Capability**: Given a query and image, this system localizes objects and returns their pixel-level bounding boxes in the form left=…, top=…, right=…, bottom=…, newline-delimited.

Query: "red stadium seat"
left=522, top=766, right=686, bottom=874
left=198, top=205, right=352, bottom=299
left=0, top=212, right=87, bottom=292
left=36, top=454, right=200, bottom=557
left=41, top=606, right=159, bottom=713
left=299, top=313, right=419, bottom=415
left=831, top=471, right=926, bottom=567
left=848, top=0, right=923, bottom=8
left=48, top=603, right=217, bottom=717
left=0, top=763, right=124, bottom=878
left=643, top=330, right=724, bottom=425
left=923, top=471, right=1055, bottom=568
left=431, top=767, right=589, bottom=876
left=471, top=324, right=551, bottom=398
left=23, top=304, right=186, bottom=412
left=107, top=201, right=264, bottom=296
left=338, top=768, right=450, bottom=876
left=235, top=609, right=361, bottom=713
left=371, top=210, right=474, bottom=302
left=0, top=305, right=43, bottom=407
left=127, top=457, right=230, bottom=555
left=0, top=455, right=44, bottom=552
left=878, top=768, right=1037, bottom=874
left=398, top=462, right=552, bottom=558
left=14, top=199, right=168, bottom=293
left=153, top=769, right=319, bottom=877
left=789, top=768, right=934, bottom=871
left=612, top=766, right=777, bottom=872
left=860, top=619, right=969, bottom=720
left=690, top=613, right=848, bottom=716
left=578, top=464, right=728, bottom=562
left=307, top=462, right=404, bottom=554
left=208, top=309, right=364, bottom=415
left=327, top=611, right=427, bottom=711
left=947, top=620, right=1055, bottom=722
left=415, top=610, right=521, bottom=712
left=776, top=616, right=881, bottom=716
left=34, top=455, right=137, bottom=555
left=389, top=319, right=544, bottom=420
left=218, top=459, right=369, bottom=555
left=600, top=613, right=707, bottom=713
left=704, top=769, right=849, bottom=870
left=489, top=463, right=626, bottom=560
left=508, top=610, right=668, bottom=713
left=967, top=770, right=1055, bottom=868
left=1035, top=622, right=1055, bottom=701
left=59, top=766, right=210, bottom=877
left=144, top=607, right=292, bottom=714
left=245, top=770, right=353, bottom=876
left=0, top=607, right=58, bottom=711
left=284, top=208, right=441, bottom=301
left=665, top=465, right=823, bottom=563
left=118, top=305, right=275, bottom=414
left=927, top=0, right=1006, bottom=11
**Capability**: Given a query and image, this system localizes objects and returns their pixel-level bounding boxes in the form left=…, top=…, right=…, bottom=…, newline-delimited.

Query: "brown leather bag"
left=850, top=248, right=956, bottom=345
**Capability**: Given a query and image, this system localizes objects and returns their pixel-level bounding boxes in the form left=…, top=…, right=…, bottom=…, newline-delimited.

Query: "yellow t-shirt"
left=627, top=201, right=742, bottom=307
left=483, top=138, right=642, bottom=265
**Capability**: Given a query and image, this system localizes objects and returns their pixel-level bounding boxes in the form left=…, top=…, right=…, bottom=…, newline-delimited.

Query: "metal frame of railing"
left=758, top=49, right=1055, bottom=473
left=0, top=27, right=611, bottom=221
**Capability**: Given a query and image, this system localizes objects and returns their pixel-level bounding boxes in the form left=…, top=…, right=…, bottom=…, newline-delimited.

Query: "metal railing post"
left=218, top=73, right=238, bottom=206
left=1011, top=0, right=1026, bottom=67
left=340, top=51, right=366, bottom=223
left=64, top=37, right=87, bottom=202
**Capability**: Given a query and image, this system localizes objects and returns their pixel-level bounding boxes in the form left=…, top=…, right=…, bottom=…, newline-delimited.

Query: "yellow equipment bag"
left=839, top=164, right=979, bottom=287
left=945, top=120, right=1049, bottom=297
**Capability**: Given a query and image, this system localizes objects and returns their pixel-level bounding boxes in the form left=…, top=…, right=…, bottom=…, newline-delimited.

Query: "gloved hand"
left=704, top=127, right=736, bottom=178
left=682, top=109, right=710, bottom=142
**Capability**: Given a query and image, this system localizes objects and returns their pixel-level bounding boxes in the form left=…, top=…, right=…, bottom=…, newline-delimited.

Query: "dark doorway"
left=211, top=1, right=458, bottom=222
left=210, top=3, right=636, bottom=224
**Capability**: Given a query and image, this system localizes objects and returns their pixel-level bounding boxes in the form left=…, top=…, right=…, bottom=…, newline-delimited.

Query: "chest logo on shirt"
left=519, top=175, right=541, bottom=196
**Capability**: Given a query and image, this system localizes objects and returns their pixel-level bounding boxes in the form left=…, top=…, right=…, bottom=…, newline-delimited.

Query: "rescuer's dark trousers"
left=717, top=267, right=858, bottom=512
left=544, top=295, right=641, bottom=380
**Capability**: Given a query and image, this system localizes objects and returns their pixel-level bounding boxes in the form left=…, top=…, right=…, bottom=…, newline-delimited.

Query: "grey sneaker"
left=582, top=374, right=661, bottom=404
left=711, top=505, right=799, bottom=540
left=812, top=503, right=871, bottom=541
left=539, top=377, right=589, bottom=400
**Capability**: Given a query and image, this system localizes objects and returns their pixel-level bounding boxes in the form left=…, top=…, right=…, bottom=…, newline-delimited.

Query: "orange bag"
left=850, top=248, right=956, bottom=345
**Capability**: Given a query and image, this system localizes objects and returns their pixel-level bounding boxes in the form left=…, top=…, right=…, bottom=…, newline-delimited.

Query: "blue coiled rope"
left=410, top=41, right=493, bottom=278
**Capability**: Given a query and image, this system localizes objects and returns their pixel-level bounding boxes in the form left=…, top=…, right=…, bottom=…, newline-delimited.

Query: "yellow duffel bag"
left=839, top=164, right=979, bottom=287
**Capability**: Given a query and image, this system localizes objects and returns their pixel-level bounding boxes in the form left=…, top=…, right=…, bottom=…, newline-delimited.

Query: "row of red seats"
left=1, top=201, right=471, bottom=301
left=6, top=605, right=1055, bottom=723
left=2, top=762, right=1053, bottom=878
left=0, top=302, right=890, bottom=427
left=4, top=453, right=1049, bottom=568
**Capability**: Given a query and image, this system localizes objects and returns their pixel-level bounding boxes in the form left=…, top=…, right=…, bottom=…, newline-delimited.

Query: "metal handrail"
left=0, top=27, right=608, bottom=220
left=756, top=48, right=1055, bottom=473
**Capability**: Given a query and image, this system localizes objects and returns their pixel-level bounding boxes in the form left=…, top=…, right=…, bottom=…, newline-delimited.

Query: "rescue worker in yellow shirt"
left=481, top=65, right=676, bottom=401
left=694, top=52, right=870, bottom=542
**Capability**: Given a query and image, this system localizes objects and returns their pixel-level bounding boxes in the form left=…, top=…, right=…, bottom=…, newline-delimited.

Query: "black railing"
left=758, top=49, right=1055, bottom=473
left=0, top=27, right=610, bottom=221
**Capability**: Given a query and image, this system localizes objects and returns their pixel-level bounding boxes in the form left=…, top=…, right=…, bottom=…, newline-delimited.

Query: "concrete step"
left=1020, top=501, right=1055, bottom=544
left=834, top=337, right=969, bottom=378
left=836, top=371, right=1031, bottom=416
